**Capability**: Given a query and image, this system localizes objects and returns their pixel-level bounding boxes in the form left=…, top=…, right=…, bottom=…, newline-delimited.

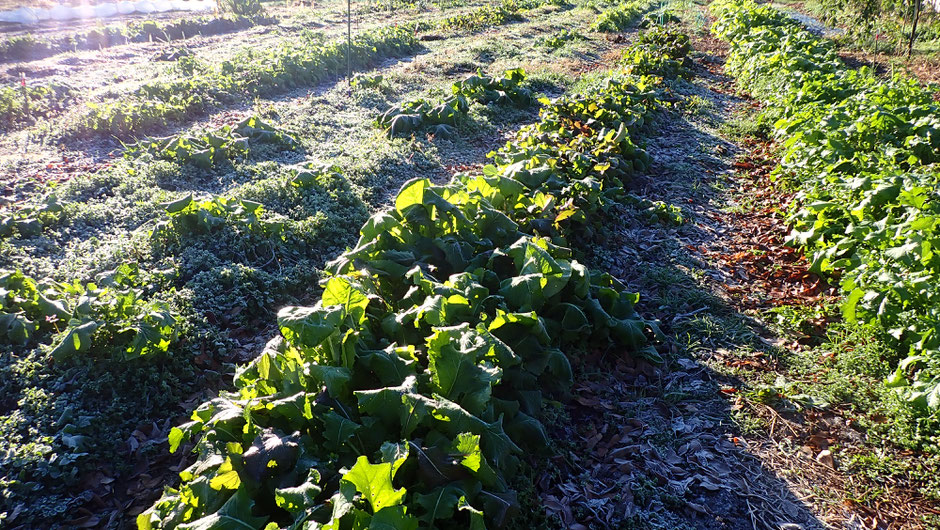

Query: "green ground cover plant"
left=619, top=24, right=692, bottom=78
left=126, top=117, right=301, bottom=168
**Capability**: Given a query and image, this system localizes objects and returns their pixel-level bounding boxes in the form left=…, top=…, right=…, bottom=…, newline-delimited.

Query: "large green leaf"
left=355, top=377, right=428, bottom=437
left=277, top=305, right=344, bottom=349
left=50, top=320, right=98, bottom=361
left=395, top=179, right=429, bottom=214
left=427, top=326, right=501, bottom=415
left=177, top=487, right=267, bottom=530
left=322, top=276, right=370, bottom=325
left=341, top=454, right=407, bottom=513
left=275, top=470, right=322, bottom=516
left=414, top=486, right=462, bottom=525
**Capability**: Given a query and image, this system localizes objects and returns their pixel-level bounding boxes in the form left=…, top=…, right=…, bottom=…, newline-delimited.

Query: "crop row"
left=712, top=0, right=940, bottom=413
left=72, top=26, right=420, bottom=139
left=0, top=14, right=274, bottom=64
left=71, top=0, right=552, bottom=140
left=137, top=29, right=685, bottom=530
left=2, top=0, right=551, bottom=139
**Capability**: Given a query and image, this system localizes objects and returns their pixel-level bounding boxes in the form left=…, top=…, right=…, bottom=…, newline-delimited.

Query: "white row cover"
left=0, top=1, right=216, bottom=25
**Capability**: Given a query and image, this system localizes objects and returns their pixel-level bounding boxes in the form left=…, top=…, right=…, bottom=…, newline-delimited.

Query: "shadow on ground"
left=529, top=46, right=831, bottom=530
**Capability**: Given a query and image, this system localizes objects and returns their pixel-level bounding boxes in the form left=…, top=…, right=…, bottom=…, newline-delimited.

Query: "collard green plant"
left=0, top=265, right=176, bottom=361
left=536, top=29, right=585, bottom=49
left=638, top=9, right=681, bottom=28
left=127, top=117, right=300, bottom=168
left=0, top=194, right=64, bottom=240
left=618, top=26, right=692, bottom=79
left=378, top=69, right=534, bottom=139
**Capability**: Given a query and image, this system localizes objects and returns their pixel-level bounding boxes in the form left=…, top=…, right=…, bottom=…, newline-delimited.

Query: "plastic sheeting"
left=0, top=1, right=216, bottom=25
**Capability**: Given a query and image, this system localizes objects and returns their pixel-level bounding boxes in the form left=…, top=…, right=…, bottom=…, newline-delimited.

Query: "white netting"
left=0, top=1, right=216, bottom=25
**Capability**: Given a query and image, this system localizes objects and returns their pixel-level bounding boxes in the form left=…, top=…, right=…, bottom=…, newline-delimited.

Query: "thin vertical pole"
left=21, top=72, right=29, bottom=152
left=908, top=0, right=920, bottom=59
left=20, top=73, right=29, bottom=123
left=347, top=0, right=352, bottom=93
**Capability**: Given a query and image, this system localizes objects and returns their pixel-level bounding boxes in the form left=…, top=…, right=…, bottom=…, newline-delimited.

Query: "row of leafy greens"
left=711, top=0, right=940, bottom=417
left=138, top=52, right=680, bottom=529
left=73, top=26, right=420, bottom=139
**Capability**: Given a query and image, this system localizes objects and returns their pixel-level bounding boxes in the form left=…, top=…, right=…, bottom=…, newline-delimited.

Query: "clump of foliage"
left=620, top=26, right=692, bottom=78
left=0, top=82, right=75, bottom=130
left=350, top=73, right=387, bottom=90
left=378, top=68, right=535, bottom=138
left=623, top=193, right=685, bottom=225
left=126, top=117, right=300, bottom=168
left=417, top=0, right=556, bottom=34
left=0, top=195, right=64, bottom=239
left=639, top=9, right=681, bottom=28
left=151, top=194, right=288, bottom=248
left=379, top=94, right=470, bottom=138
left=435, top=3, right=523, bottom=32
left=358, top=0, right=420, bottom=13
left=452, top=68, right=534, bottom=105
left=636, top=25, right=691, bottom=59
left=0, top=265, right=176, bottom=361
left=590, top=0, right=657, bottom=32
left=712, top=0, right=940, bottom=441
left=0, top=34, right=50, bottom=61
left=536, top=29, right=585, bottom=48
